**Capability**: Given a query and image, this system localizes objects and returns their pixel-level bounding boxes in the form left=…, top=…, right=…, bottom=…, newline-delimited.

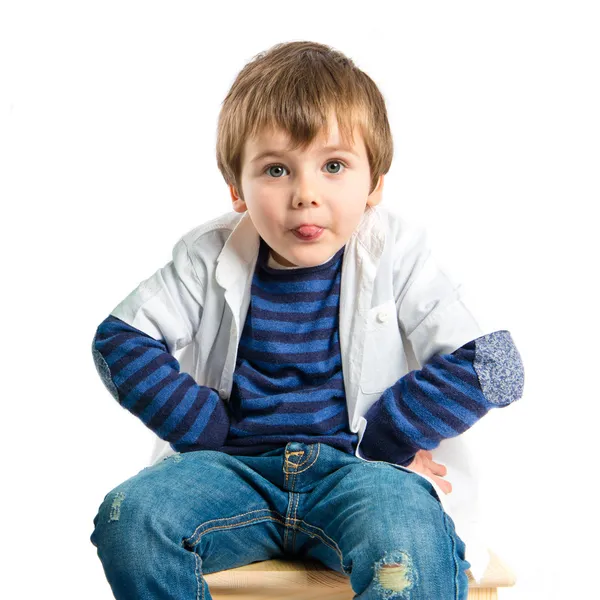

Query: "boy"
left=90, top=41, right=524, bottom=599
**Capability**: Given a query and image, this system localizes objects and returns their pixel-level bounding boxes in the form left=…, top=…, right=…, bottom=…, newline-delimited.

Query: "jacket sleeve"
left=359, top=224, right=525, bottom=466
left=91, top=237, right=231, bottom=452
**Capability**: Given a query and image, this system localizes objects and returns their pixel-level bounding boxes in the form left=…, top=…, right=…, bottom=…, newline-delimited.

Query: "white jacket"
left=112, top=203, right=500, bottom=582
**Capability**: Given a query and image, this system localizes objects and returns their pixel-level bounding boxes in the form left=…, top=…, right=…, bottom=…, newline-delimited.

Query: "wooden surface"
left=466, top=550, right=516, bottom=588
left=203, top=549, right=515, bottom=599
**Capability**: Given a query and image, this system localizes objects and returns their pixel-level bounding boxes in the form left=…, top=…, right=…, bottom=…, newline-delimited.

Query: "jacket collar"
left=351, top=204, right=386, bottom=259
left=215, top=211, right=259, bottom=290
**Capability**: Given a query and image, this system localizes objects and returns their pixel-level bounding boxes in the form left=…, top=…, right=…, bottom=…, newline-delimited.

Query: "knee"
left=353, top=476, right=463, bottom=598
left=375, top=550, right=417, bottom=597
left=90, top=484, right=154, bottom=567
left=368, top=544, right=462, bottom=600
left=367, top=517, right=468, bottom=599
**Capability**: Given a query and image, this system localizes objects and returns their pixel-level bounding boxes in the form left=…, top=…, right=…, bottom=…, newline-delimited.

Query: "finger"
left=427, top=460, right=447, bottom=477
left=433, top=476, right=453, bottom=495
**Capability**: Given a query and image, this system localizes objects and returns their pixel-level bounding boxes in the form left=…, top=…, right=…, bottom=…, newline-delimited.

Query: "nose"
left=291, top=172, right=322, bottom=209
left=292, top=197, right=320, bottom=209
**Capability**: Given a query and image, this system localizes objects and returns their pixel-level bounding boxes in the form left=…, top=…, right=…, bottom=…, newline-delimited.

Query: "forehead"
left=244, top=116, right=364, bottom=160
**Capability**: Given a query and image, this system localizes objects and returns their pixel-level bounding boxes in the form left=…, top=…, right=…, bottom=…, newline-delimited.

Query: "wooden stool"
left=203, top=549, right=516, bottom=599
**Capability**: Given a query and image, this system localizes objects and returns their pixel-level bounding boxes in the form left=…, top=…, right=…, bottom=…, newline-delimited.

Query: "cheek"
left=250, top=198, right=281, bottom=227
left=335, top=196, right=367, bottom=226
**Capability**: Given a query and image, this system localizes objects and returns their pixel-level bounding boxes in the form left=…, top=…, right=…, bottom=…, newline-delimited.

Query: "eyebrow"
left=250, top=145, right=359, bottom=164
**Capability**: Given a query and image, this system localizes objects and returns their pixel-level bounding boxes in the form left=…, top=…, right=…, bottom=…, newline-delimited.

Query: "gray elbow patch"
left=473, top=330, right=524, bottom=406
left=92, top=346, right=120, bottom=402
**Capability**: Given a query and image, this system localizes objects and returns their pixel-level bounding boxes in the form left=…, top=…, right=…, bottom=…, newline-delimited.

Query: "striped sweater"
left=92, top=237, right=524, bottom=466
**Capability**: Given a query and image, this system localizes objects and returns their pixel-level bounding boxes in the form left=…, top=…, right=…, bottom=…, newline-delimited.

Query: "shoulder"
left=368, top=204, right=430, bottom=257
left=177, top=211, right=244, bottom=250
left=169, top=211, right=246, bottom=282
left=172, top=210, right=245, bottom=261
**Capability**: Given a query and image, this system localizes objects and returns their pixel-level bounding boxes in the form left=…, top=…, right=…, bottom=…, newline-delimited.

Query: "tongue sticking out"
left=295, top=225, right=322, bottom=236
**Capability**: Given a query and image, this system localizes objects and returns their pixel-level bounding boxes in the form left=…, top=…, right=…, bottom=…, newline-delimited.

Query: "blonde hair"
left=216, top=41, right=393, bottom=200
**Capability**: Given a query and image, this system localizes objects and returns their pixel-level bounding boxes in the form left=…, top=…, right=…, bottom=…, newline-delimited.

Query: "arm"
left=91, top=237, right=230, bottom=452
left=92, top=315, right=230, bottom=452
left=359, top=329, right=524, bottom=466
left=360, top=222, right=525, bottom=466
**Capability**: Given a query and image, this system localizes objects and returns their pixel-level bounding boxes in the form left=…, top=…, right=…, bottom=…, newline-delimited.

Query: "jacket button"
left=376, top=311, right=388, bottom=323
left=219, top=388, right=228, bottom=399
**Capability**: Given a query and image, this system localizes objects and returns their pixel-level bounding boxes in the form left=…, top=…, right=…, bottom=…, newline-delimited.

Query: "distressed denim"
left=90, top=442, right=471, bottom=599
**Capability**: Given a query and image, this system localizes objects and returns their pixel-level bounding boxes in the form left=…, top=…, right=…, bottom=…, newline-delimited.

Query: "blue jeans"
left=90, top=442, right=471, bottom=599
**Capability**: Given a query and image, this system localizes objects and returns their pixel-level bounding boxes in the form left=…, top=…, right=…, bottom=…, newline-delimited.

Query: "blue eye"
left=325, top=161, right=343, bottom=174
left=264, top=160, right=346, bottom=178
left=266, top=164, right=286, bottom=178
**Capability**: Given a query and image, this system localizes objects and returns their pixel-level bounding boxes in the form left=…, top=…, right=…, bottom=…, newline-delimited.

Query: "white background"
left=2, top=1, right=598, bottom=598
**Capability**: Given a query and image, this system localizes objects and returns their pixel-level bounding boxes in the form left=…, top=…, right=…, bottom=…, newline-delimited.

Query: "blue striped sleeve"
left=359, top=330, right=524, bottom=466
left=92, top=314, right=231, bottom=452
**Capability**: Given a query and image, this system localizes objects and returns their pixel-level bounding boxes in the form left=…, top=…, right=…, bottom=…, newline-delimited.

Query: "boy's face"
left=229, top=115, right=384, bottom=268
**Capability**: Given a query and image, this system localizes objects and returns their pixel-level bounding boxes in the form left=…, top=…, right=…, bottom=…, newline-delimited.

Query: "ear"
left=229, top=184, right=247, bottom=213
left=366, top=175, right=384, bottom=207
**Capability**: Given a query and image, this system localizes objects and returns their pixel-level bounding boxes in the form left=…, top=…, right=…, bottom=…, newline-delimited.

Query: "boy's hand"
left=405, top=450, right=453, bottom=495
